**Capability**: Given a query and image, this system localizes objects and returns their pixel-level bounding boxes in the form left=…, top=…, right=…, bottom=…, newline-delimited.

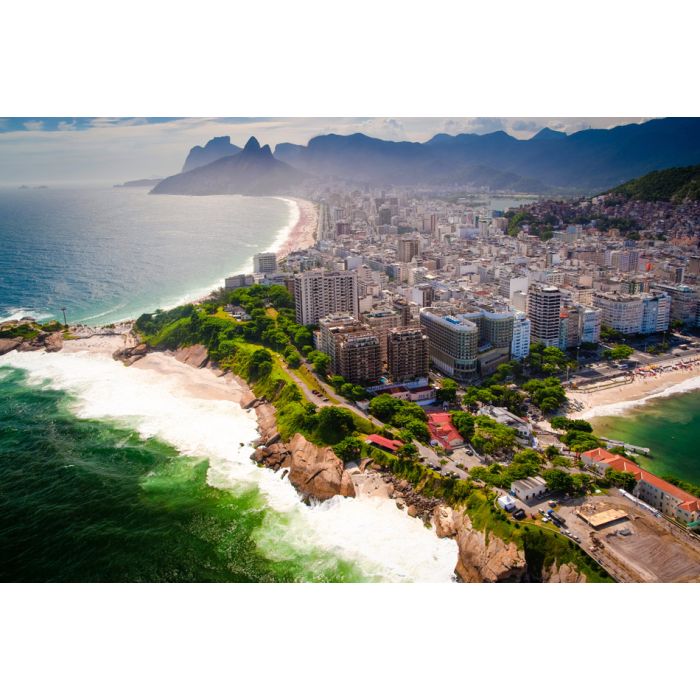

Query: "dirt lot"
left=557, top=493, right=700, bottom=583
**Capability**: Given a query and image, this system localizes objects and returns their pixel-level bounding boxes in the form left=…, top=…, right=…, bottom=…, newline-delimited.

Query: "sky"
left=0, top=117, right=649, bottom=186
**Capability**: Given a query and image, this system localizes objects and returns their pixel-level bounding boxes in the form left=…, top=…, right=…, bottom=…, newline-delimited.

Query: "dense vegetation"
left=135, top=287, right=373, bottom=447
left=608, top=164, right=700, bottom=203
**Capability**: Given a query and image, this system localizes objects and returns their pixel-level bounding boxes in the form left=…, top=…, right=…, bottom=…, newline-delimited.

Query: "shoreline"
left=567, top=357, right=700, bottom=419
left=0, top=194, right=317, bottom=327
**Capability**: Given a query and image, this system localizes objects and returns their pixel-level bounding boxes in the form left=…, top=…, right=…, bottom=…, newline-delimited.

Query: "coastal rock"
left=254, top=403, right=278, bottom=445
left=543, top=562, right=587, bottom=583
left=173, top=343, right=208, bottom=368
left=432, top=506, right=459, bottom=539
left=0, top=338, right=22, bottom=355
left=407, top=505, right=418, bottom=518
left=454, top=512, right=527, bottom=583
left=44, top=332, right=64, bottom=353
left=286, top=433, right=355, bottom=501
left=113, top=342, right=149, bottom=365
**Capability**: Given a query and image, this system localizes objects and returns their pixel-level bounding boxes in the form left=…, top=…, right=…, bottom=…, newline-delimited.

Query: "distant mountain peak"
left=244, top=136, right=261, bottom=152
left=531, top=127, right=567, bottom=141
left=182, top=136, right=241, bottom=172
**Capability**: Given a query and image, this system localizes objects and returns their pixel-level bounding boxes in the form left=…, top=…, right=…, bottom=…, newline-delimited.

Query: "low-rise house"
left=511, top=475, right=547, bottom=503
left=365, top=434, right=403, bottom=454
left=426, top=412, right=464, bottom=451
left=478, top=405, right=533, bottom=445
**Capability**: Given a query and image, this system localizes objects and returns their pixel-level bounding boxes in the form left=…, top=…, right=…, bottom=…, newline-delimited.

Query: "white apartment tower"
left=253, top=251, right=278, bottom=274
left=511, top=311, right=531, bottom=360
left=294, top=270, right=359, bottom=326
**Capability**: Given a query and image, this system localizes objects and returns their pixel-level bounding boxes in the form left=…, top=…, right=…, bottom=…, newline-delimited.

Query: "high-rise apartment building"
left=592, top=291, right=670, bottom=335
left=651, top=283, right=698, bottom=326
left=253, top=251, right=278, bottom=274
left=362, top=308, right=403, bottom=362
left=318, top=313, right=381, bottom=385
left=527, top=284, right=562, bottom=347
left=294, top=270, right=359, bottom=325
left=511, top=311, right=531, bottom=359
left=419, top=309, right=479, bottom=381
left=397, top=237, right=420, bottom=263
left=386, top=327, right=430, bottom=382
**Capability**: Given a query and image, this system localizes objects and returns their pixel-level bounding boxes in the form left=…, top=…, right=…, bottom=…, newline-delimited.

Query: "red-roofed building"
left=426, top=413, right=464, bottom=451
left=365, top=434, right=403, bottom=454
left=581, top=448, right=700, bottom=523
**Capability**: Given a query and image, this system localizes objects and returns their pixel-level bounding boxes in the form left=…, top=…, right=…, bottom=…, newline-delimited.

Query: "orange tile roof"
left=582, top=448, right=616, bottom=462
left=603, top=457, right=700, bottom=513
left=365, top=434, right=403, bottom=452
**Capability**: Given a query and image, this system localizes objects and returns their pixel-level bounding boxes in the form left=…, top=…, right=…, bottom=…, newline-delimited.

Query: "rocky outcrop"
left=432, top=506, right=527, bottom=583
left=0, top=338, right=22, bottom=355
left=44, top=332, right=64, bottom=352
left=113, top=342, right=149, bottom=366
left=251, top=404, right=355, bottom=501
left=543, top=562, right=587, bottom=583
left=11, top=331, right=64, bottom=354
left=286, top=433, right=355, bottom=500
left=173, top=344, right=209, bottom=368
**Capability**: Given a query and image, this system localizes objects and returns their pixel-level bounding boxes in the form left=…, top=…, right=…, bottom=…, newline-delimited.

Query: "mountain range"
left=150, top=118, right=700, bottom=196
left=151, top=137, right=308, bottom=196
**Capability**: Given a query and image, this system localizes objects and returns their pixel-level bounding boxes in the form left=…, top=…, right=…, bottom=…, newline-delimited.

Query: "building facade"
left=527, top=284, right=562, bottom=347
left=386, top=327, right=430, bottom=383
left=253, top=251, right=278, bottom=274
left=294, top=270, right=359, bottom=325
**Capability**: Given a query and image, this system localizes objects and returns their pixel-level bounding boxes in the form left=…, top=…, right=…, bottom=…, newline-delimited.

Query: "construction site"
left=557, top=493, right=700, bottom=583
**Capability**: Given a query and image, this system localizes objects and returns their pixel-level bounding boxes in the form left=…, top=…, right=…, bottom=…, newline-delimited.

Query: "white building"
left=580, top=307, right=602, bottom=344
left=294, top=269, right=359, bottom=325
left=253, top=251, right=278, bottom=275
left=511, top=475, right=547, bottom=503
left=511, top=311, right=531, bottom=359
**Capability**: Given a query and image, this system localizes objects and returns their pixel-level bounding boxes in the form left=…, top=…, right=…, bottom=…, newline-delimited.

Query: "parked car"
left=512, top=508, right=526, bottom=520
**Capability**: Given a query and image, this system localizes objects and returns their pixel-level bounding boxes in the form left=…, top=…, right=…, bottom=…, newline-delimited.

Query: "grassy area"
left=291, top=364, right=338, bottom=403
left=264, top=307, right=279, bottom=319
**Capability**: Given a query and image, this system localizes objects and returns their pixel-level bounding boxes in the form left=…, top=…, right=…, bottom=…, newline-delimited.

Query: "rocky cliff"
left=433, top=505, right=527, bottom=582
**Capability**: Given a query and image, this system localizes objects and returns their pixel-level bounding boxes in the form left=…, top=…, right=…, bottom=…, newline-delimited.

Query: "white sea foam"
left=0, top=307, right=53, bottom=323
left=0, top=349, right=457, bottom=582
left=580, top=374, right=700, bottom=419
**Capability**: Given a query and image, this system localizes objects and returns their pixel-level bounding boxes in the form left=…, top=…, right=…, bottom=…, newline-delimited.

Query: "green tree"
left=603, top=344, right=634, bottom=361
left=316, top=406, right=355, bottom=444
left=436, top=378, right=459, bottom=403
left=543, top=468, right=574, bottom=493
left=451, top=411, right=475, bottom=441
left=307, top=350, right=331, bottom=376
left=333, top=436, right=363, bottom=463
left=368, top=394, right=401, bottom=422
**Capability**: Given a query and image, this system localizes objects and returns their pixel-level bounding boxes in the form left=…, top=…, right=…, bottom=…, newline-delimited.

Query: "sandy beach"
left=275, top=197, right=317, bottom=260
left=568, top=358, right=700, bottom=419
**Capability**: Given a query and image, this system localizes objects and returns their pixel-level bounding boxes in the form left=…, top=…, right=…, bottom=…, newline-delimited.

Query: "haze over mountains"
left=181, top=135, right=241, bottom=172
left=150, top=118, right=700, bottom=196
left=151, top=137, right=308, bottom=196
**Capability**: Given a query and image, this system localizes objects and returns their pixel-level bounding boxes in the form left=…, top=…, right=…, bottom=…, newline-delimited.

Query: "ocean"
left=0, top=187, right=458, bottom=582
left=590, top=388, right=700, bottom=489
left=0, top=186, right=295, bottom=324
